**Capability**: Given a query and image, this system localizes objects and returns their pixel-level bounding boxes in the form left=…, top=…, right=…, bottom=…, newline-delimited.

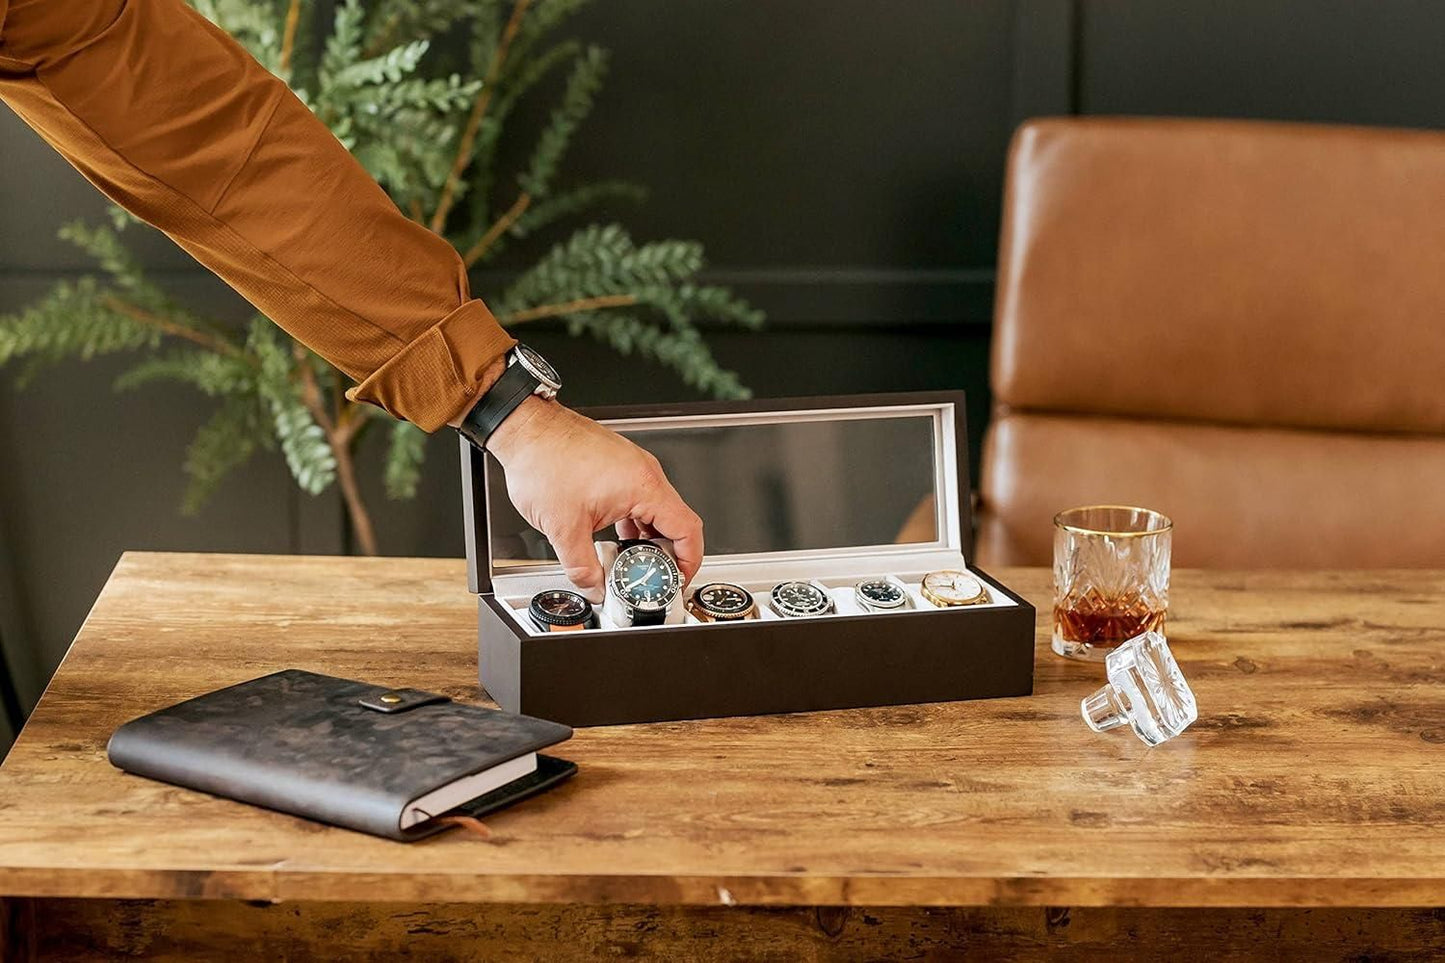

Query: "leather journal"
left=107, top=669, right=576, bottom=841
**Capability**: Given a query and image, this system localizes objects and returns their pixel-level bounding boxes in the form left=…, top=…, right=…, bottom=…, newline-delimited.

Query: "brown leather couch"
left=977, top=118, right=1445, bottom=568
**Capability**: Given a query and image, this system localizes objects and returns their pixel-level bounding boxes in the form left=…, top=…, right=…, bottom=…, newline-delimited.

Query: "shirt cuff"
left=345, top=299, right=516, bottom=432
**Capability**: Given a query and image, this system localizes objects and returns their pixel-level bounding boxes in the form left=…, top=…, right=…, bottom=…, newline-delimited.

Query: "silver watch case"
left=603, top=542, right=681, bottom=627
left=769, top=579, right=836, bottom=619
left=853, top=575, right=913, bottom=614
left=511, top=344, right=561, bottom=400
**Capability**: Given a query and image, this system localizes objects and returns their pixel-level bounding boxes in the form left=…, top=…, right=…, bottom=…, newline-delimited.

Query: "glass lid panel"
left=487, top=408, right=946, bottom=568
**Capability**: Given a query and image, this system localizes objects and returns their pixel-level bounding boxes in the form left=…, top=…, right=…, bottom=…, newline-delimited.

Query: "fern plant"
left=0, top=0, right=763, bottom=555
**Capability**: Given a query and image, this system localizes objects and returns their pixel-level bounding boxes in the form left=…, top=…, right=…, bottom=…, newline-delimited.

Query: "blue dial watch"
left=604, top=539, right=682, bottom=627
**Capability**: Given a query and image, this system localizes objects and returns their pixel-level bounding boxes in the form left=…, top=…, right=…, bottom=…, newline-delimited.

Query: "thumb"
left=550, top=523, right=605, bottom=603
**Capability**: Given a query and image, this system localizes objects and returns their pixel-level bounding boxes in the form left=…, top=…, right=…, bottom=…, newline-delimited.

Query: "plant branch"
left=463, top=191, right=531, bottom=265
left=278, top=0, right=302, bottom=73
left=291, top=342, right=336, bottom=434
left=102, top=295, right=245, bottom=359
left=429, top=0, right=533, bottom=233
left=291, top=342, right=377, bottom=555
left=499, top=294, right=637, bottom=325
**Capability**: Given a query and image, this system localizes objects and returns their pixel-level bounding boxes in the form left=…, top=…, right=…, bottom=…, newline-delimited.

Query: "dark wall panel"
left=1080, top=1, right=1445, bottom=128
left=533, top=0, right=1015, bottom=270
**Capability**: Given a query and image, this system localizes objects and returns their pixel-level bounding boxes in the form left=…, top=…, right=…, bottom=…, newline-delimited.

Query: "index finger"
left=639, top=486, right=704, bottom=585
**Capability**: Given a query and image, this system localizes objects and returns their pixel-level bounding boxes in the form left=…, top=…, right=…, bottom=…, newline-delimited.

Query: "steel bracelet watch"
left=920, top=570, right=990, bottom=608
left=528, top=589, right=595, bottom=632
left=456, top=344, right=561, bottom=451
left=853, top=575, right=912, bottom=613
left=769, top=580, right=835, bottom=619
left=603, top=539, right=682, bottom=627
left=686, top=582, right=757, bottom=622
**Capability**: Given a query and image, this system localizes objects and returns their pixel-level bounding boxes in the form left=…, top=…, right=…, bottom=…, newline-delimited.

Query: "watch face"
left=611, top=544, right=681, bottom=611
left=771, top=580, right=833, bottom=618
left=515, top=344, right=560, bottom=387
left=692, top=582, right=754, bottom=618
left=922, top=570, right=986, bottom=605
left=528, top=589, right=592, bottom=628
left=537, top=590, right=587, bottom=619
left=856, top=577, right=907, bottom=609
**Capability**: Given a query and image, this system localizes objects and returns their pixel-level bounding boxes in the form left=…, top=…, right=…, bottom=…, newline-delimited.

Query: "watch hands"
left=623, top=565, right=659, bottom=592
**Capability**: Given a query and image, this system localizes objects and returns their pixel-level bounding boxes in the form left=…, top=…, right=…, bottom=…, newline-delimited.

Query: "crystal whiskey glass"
left=1053, top=505, right=1172, bottom=662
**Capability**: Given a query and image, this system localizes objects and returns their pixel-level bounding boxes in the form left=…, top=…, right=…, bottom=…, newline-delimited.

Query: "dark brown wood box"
left=461, top=392, right=1035, bottom=726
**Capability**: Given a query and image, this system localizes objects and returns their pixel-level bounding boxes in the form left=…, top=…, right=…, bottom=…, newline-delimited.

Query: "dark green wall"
left=4, top=0, right=1445, bottom=746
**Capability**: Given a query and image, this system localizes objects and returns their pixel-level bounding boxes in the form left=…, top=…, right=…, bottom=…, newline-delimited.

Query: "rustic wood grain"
left=18, top=900, right=1445, bottom=963
left=0, top=553, right=1443, bottom=908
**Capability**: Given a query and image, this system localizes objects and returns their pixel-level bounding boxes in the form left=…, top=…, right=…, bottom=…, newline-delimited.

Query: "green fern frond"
left=248, top=319, right=337, bottom=495
left=271, top=402, right=338, bottom=495
left=509, top=0, right=591, bottom=67
left=0, top=277, right=159, bottom=372
left=106, top=204, right=141, bottom=232
left=363, top=0, right=472, bottom=53
left=512, top=182, right=646, bottom=238
left=463, top=38, right=584, bottom=225
left=320, top=0, right=368, bottom=90
left=384, top=420, right=428, bottom=499
left=181, top=394, right=270, bottom=514
left=565, top=310, right=749, bottom=400
left=114, top=349, right=256, bottom=396
left=193, top=0, right=283, bottom=70
left=518, top=45, right=608, bottom=199
left=334, top=38, right=430, bottom=88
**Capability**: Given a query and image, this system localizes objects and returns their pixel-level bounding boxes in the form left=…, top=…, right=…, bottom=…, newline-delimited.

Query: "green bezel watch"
left=456, top=344, right=561, bottom=451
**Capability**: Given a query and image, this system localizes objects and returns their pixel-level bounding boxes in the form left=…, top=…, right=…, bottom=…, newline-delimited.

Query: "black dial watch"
left=769, top=580, right=835, bottom=619
left=528, top=589, right=595, bottom=632
left=853, top=575, right=912, bottom=614
left=686, top=582, right=757, bottom=622
left=456, top=344, right=561, bottom=451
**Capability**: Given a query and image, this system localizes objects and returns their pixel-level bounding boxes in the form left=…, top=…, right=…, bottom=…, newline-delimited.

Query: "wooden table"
left=1, top=554, right=1443, bottom=960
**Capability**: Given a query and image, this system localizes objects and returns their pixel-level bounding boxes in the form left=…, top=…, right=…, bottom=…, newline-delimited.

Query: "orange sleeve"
left=0, top=0, right=513, bottom=431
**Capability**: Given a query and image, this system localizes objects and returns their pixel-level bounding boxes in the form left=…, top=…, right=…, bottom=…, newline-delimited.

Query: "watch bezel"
left=853, top=575, right=911, bottom=612
left=609, top=543, right=682, bottom=613
left=512, top=344, right=561, bottom=398
left=769, top=579, right=835, bottom=619
left=528, top=589, right=594, bottom=628
left=687, top=582, right=757, bottom=622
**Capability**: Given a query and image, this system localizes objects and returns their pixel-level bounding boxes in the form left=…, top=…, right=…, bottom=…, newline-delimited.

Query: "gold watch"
left=685, top=582, right=758, bottom=622
left=920, top=570, right=989, bottom=608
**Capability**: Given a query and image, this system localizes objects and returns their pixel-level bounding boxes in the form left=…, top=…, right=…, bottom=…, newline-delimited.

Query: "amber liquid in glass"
left=1053, top=593, right=1166, bottom=653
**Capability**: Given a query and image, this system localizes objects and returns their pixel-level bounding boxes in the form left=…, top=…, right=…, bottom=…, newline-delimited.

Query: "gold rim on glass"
left=1053, top=505, right=1173, bottom=538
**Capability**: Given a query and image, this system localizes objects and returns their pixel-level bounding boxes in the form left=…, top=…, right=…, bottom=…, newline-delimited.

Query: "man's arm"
left=0, top=0, right=506, bottom=431
left=0, top=0, right=703, bottom=592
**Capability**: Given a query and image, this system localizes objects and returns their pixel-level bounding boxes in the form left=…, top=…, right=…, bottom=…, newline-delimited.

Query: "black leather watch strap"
left=456, top=356, right=538, bottom=451
left=631, top=608, right=666, bottom=627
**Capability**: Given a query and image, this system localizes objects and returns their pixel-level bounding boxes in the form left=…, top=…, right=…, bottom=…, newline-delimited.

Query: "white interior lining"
left=498, top=554, right=1018, bottom=637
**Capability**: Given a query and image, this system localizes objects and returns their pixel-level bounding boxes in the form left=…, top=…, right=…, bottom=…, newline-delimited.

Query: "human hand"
left=488, top=396, right=704, bottom=602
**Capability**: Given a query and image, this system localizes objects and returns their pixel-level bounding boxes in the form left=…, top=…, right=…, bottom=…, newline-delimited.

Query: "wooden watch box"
left=460, top=392, right=1035, bottom=726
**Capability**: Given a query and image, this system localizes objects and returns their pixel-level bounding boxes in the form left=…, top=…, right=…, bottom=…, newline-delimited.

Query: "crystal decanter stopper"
left=1081, top=631, right=1198, bottom=746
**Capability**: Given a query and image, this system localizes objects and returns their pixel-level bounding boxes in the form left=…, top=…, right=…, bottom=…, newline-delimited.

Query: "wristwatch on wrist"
left=456, top=344, right=561, bottom=451
left=853, top=575, right=912, bottom=614
left=528, top=589, right=595, bottom=633
left=686, top=582, right=757, bottom=622
left=920, top=570, right=990, bottom=608
left=768, top=580, right=835, bottom=619
left=603, top=539, right=682, bottom=628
